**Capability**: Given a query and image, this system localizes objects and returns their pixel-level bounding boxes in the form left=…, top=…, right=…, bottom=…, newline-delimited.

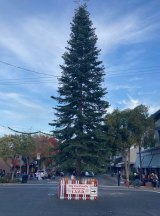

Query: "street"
left=0, top=177, right=160, bottom=216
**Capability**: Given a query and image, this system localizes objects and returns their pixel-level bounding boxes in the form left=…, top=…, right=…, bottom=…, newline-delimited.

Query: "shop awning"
left=135, top=154, right=153, bottom=168
left=149, top=154, right=160, bottom=168
left=115, top=162, right=124, bottom=168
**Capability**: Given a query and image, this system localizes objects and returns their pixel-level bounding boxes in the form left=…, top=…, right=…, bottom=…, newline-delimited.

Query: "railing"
left=58, top=178, right=98, bottom=200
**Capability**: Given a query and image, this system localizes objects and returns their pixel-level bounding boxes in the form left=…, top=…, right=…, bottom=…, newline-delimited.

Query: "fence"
left=58, top=178, right=98, bottom=200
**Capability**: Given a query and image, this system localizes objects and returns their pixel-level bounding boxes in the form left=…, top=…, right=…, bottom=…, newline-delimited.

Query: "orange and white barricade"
left=58, top=178, right=98, bottom=200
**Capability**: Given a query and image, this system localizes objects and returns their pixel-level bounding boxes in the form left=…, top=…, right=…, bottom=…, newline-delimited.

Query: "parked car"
left=55, top=170, right=64, bottom=177
left=35, top=170, right=48, bottom=179
left=81, top=171, right=95, bottom=177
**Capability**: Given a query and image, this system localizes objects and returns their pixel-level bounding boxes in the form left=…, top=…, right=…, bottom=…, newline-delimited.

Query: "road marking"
left=0, top=185, right=57, bottom=189
left=99, top=185, right=160, bottom=194
left=1, top=183, right=160, bottom=194
left=48, top=193, right=55, bottom=196
left=47, top=181, right=58, bottom=184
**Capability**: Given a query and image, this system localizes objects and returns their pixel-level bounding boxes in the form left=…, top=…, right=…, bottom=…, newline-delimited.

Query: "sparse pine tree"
left=50, top=4, right=109, bottom=175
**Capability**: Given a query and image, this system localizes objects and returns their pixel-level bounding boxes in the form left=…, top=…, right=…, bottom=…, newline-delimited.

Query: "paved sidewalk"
left=1, top=174, right=160, bottom=193
left=97, top=174, right=160, bottom=192
left=96, top=174, right=118, bottom=186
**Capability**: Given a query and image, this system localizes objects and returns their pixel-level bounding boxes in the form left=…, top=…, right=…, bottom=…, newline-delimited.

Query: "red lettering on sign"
left=72, top=189, right=85, bottom=194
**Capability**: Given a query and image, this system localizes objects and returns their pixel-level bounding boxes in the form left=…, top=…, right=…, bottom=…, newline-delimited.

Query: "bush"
left=0, top=176, right=20, bottom=183
left=122, top=174, right=135, bottom=181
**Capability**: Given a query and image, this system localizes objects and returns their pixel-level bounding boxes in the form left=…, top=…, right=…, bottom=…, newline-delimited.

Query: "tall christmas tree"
left=50, top=4, right=109, bottom=175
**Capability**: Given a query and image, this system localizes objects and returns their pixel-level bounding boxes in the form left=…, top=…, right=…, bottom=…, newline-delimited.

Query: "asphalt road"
left=0, top=179, right=160, bottom=216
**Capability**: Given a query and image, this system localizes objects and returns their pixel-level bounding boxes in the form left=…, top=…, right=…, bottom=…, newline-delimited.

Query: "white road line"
left=48, top=193, right=55, bottom=196
left=99, top=185, right=160, bottom=194
left=1, top=183, right=160, bottom=194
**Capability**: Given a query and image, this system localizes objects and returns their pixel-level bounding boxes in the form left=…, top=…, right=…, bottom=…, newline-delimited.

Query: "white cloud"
left=1, top=110, right=25, bottom=121
left=0, top=14, right=70, bottom=93
left=94, top=8, right=160, bottom=54
left=0, top=126, right=13, bottom=137
left=107, top=106, right=114, bottom=114
left=118, top=95, right=140, bottom=110
left=0, top=1, right=159, bottom=137
left=0, top=92, right=40, bottom=109
left=108, top=84, right=139, bottom=91
left=149, top=106, right=160, bottom=115
left=0, top=91, right=54, bottom=128
left=0, top=15, right=69, bottom=77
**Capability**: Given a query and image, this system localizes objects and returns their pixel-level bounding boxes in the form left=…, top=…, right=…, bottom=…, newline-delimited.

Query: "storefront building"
left=135, top=109, right=160, bottom=176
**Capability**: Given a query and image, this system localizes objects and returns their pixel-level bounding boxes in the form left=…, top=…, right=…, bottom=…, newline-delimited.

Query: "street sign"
left=36, top=153, right=40, bottom=160
left=90, top=186, right=98, bottom=196
left=58, top=179, right=98, bottom=200
left=66, top=184, right=90, bottom=195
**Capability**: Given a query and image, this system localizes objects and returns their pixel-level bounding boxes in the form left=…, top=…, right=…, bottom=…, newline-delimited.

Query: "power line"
left=1, top=59, right=160, bottom=77
left=107, top=69, right=160, bottom=78
left=107, top=66, right=160, bottom=73
left=0, top=124, right=53, bottom=136
left=8, top=127, right=53, bottom=136
left=0, top=76, right=57, bottom=85
left=0, top=71, right=160, bottom=85
left=0, top=125, right=53, bottom=136
left=0, top=59, right=159, bottom=86
left=0, top=80, right=57, bottom=85
left=0, top=76, right=57, bottom=81
left=0, top=60, right=58, bottom=77
left=0, top=69, right=159, bottom=85
left=8, top=127, right=40, bottom=135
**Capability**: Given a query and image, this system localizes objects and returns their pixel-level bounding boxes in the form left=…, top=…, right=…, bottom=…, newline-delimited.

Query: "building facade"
left=135, top=109, right=160, bottom=176
left=154, top=110, right=160, bottom=146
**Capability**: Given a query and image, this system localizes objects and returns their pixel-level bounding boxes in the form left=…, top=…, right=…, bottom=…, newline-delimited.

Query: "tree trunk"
left=124, top=148, right=130, bottom=182
left=11, top=166, right=15, bottom=180
left=128, top=147, right=131, bottom=176
left=138, top=144, right=142, bottom=181
left=26, top=157, right=30, bottom=175
left=20, top=165, right=22, bottom=174
left=76, top=159, right=82, bottom=178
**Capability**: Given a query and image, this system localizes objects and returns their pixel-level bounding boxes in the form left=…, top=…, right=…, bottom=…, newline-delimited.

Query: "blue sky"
left=0, top=0, right=160, bottom=136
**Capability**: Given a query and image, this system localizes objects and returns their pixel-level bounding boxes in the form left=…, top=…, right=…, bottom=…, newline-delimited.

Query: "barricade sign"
left=58, top=178, right=98, bottom=200
left=90, top=186, right=98, bottom=196
left=66, top=184, right=90, bottom=194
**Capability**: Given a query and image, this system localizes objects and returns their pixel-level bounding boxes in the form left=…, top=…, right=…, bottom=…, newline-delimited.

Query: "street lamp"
left=36, top=153, right=41, bottom=170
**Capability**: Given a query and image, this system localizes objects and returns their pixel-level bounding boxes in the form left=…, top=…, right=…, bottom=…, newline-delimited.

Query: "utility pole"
left=138, top=136, right=143, bottom=181
left=74, top=0, right=90, bottom=5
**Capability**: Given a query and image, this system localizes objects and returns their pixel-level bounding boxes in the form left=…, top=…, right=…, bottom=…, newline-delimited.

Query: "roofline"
left=137, top=146, right=160, bottom=154
left=152, top=109, right=160, bottom=119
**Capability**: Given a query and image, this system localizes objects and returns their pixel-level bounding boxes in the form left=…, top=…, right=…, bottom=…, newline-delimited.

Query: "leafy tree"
left=0, top=134, right=36, bottom=177
left=105, top=109, right=121, bottom=157
left=105, top=109, right=135, bottom=180
left=50, top=4, right=109, bottom=175
left=19, top=134, right=35, bottom=174
left=130, top=105, right=155, bottom=179
left=0, top=135, right=21, bottom=179
left=105, top=105, right=155, bottom=181
left=32, top=135, right=58, bottom=169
